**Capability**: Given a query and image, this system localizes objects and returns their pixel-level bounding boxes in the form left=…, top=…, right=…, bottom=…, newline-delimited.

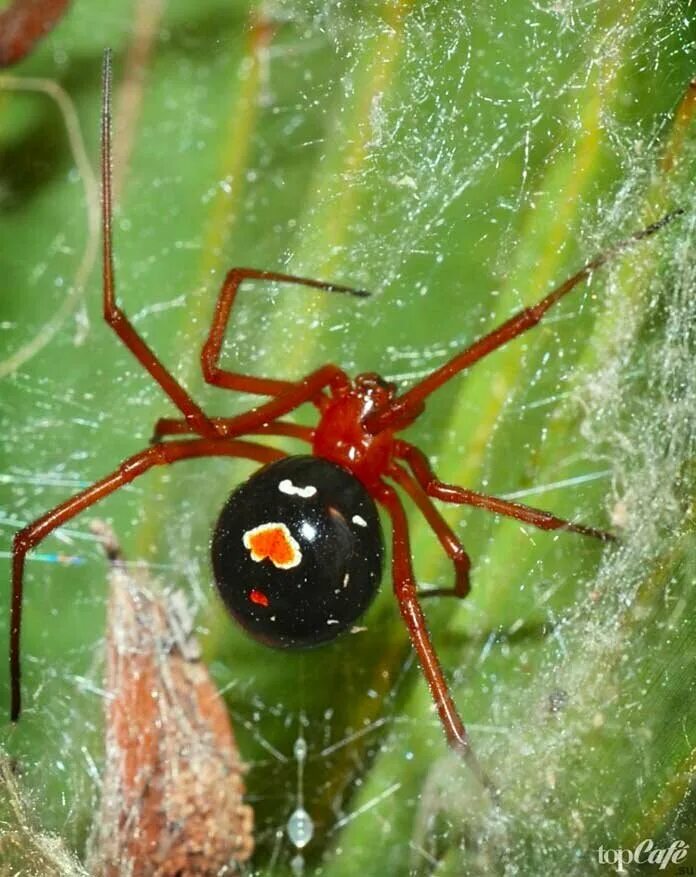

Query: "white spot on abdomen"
left=279, top=478, right=317, bottom=499
left=352, top=514, right=368, bottom=527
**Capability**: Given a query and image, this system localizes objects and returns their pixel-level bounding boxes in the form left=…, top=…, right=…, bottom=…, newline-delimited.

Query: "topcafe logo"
left=598, top=839, right=689, bottom=872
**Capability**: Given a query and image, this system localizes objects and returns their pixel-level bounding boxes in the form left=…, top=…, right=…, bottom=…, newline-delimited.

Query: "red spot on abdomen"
left=242, top=522, right=301, bottom=569
left=249, top=589, right=269, bottom=607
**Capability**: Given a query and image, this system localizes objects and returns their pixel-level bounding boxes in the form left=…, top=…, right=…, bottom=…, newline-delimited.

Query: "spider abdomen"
left=211, top=456, right=384, bottom=648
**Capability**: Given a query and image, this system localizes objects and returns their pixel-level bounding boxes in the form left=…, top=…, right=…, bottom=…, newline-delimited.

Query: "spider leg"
left=366, top=210, right=683, bottom=433
left=396, top=440, right=615, bottom=542
left=151, top=417, right=314, bottom=444
left=101, top=52, right=218, bottom=438
left=375, top=481, right=495, bottom=795
left=10, top=437, right=284, bottom=722
left=187, top=363, right=351, bottom=442
left=149, top=325, right=354, bottom=445
left=201, top=268, right=369, bottom=397
left=388, top=462, right=471, bottom=599
left=0, top=0, right=70, bottom=67
left=103, top=53, right=361, bottom=439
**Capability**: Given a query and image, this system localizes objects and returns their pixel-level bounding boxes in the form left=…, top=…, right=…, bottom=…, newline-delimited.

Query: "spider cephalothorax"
left=312, top=373, right=400, bottom=487
left=9, top=50, right=681, bottom=792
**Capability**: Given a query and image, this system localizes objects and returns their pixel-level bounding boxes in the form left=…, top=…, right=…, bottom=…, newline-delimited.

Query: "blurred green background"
left=1, top=1, right=695, bottom=874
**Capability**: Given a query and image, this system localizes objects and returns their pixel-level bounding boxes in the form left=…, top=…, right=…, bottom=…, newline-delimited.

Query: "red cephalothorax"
left=312, top=374, right=399, bottom=488
left=9, top=50, right=682, bottom=795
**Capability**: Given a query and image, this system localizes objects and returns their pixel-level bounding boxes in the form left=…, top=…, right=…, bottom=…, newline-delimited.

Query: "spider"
left=9, top=50, right=680, bottom=790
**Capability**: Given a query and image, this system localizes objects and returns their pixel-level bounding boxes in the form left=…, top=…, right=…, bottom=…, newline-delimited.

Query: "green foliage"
left=1, top=2, right=694, bottom=874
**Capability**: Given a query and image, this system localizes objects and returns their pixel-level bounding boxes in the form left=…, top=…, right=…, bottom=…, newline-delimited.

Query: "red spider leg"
left=100, top=51, right=218, bottom=438
left=172, top=363, right=351, bottom=442
left=104, top=52, right=351, bottom=441
left=388, top=462, right=471, bottom=599
left=396, top=440, right=615, bottom=542
left=375, top=481, right=495, bottom=794
left=201, top=268, right=370, bottom=396
left=366, top=210, right=684, bottom=434
left=10, top=437, right=284, bottom=721
left=0, top=0, right=70, bottom=67
left=151, top=417, right=313, bottom=443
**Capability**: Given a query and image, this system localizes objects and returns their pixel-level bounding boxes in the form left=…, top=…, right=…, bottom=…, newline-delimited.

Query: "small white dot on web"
left=352, top=514, right=368, bottom=527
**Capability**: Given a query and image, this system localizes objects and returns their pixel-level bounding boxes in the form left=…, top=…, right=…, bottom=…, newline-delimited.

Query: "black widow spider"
left=9, top=50, right=680, bottom=789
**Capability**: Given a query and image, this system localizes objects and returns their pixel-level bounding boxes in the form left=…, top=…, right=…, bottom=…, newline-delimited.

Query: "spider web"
left=1, top=1, right=695, bottom=874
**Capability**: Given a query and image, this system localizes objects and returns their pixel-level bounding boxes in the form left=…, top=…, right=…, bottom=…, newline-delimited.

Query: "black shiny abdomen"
left=211, top=456, right=384, bottom=648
